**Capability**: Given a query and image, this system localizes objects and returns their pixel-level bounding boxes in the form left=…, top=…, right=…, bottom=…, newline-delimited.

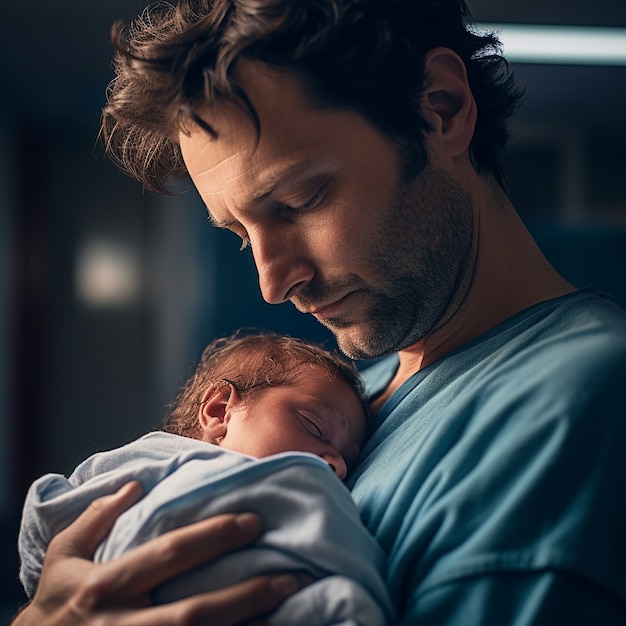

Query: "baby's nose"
left=320, top=452, right=347, bottom=480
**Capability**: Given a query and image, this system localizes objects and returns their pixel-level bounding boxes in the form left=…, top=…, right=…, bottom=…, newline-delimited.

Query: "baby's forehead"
left=295, top=366, right=362, bottom=400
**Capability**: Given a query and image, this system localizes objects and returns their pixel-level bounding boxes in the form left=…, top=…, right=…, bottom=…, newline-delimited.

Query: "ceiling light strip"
left=478, top=23, right=626, bottom=65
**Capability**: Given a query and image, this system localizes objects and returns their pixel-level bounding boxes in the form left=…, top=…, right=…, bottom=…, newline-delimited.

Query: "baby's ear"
left=198, top=382, right=239, bottom=441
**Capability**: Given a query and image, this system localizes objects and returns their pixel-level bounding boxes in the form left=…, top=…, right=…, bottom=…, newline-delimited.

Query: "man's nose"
left=251, top=229, right=315, bottom=304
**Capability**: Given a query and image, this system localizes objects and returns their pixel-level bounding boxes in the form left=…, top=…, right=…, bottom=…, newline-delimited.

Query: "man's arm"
left=12, top=481, right=298, bottom=626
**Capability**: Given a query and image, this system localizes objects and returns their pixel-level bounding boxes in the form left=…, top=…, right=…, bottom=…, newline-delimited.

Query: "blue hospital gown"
left=349, top=288, right=626, bottom=625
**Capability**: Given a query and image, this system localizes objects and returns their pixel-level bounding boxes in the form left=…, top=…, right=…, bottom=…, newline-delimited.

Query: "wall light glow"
left=479, top=23, right=626, bottom=66
left=75, top=239, right=141, bottom=308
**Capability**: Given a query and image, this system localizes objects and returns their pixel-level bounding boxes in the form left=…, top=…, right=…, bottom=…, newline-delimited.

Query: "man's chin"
left=323, top=320, right=396, bottom=360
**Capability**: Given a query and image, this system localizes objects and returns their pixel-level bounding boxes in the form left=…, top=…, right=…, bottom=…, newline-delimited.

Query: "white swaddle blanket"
left=19, top=431, right=394, bottom=625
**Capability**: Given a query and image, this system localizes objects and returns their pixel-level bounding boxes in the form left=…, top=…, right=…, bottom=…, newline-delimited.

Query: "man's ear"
left=421, top=47, right=477, bottom=157
left=198, top=382, right=240, bottom=442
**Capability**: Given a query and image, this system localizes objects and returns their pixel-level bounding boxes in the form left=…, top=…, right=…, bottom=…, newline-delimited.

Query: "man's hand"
left=12, top=481, right=298, bottom=626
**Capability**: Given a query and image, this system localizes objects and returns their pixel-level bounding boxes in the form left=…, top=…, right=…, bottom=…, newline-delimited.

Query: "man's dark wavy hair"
left=101, top=0, right=524, bottom=194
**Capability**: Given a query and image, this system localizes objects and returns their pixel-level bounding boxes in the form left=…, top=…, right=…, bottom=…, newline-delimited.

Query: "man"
left=14, top=0, right=626, bottom=624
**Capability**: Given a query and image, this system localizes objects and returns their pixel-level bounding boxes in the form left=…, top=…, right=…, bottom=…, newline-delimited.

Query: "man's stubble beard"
left=317, top=163, right=475, bottom=360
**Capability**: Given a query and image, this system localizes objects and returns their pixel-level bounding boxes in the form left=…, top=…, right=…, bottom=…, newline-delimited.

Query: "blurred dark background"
left=1, top=0, right=625, bottom=619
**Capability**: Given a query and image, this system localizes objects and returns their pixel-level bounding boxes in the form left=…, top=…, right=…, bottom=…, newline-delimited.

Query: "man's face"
left=180, top=62, right=474, bottom=359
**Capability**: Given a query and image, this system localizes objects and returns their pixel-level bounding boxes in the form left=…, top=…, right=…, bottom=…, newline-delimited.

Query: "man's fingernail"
left=271, top=574, right=298, bottom=596
left=235, top=512, right=261, bottom=534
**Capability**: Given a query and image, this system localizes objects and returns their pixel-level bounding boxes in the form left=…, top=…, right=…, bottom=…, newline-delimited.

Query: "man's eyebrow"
left=204, top=175, right=281, bottom=229
left=206, top=159, right=336, bottom=228
left=247, top=166, right=313, bottom=206
left=207, top=211, right=235, bottom=230
left=250, top=180, right=279, bottom=203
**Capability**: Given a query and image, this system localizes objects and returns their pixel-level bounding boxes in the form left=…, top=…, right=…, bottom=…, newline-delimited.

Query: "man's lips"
left=309, top=293, right=353, bottom=320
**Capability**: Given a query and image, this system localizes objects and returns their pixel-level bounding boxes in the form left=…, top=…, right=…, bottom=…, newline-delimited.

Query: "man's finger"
left=110, top=574, right=299, bottom=626
left=49, top=481, right=144, bottom=560
left=77, top=512, right=263, bottom=600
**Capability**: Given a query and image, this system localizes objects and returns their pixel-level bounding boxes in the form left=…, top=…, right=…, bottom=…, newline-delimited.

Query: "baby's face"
left=218, top=365, right=367, bottom=479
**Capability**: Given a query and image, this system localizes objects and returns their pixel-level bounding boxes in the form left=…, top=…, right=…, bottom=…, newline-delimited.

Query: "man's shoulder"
left=538, top=288, right=626, bottom=337
left=454, top=290, right=626, bottom=419
left=504, top=289, right=626, bottom=375
left=459, top=288, right=626, bottom=380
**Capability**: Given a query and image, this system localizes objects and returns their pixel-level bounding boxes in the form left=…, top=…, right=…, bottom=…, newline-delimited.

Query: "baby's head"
left=163, top=331, right=369, bottom=479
